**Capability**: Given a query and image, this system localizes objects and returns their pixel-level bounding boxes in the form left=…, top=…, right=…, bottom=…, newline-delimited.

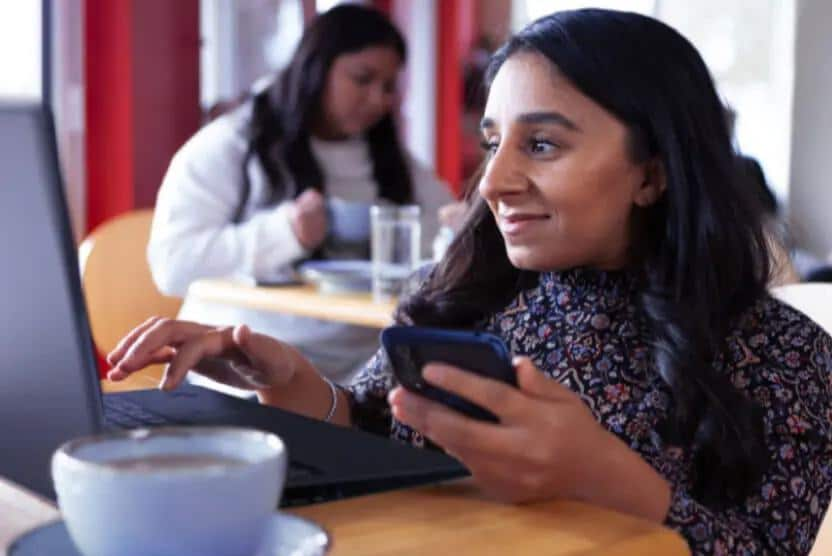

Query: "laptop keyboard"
left=102, top=397, right=319, bottom=482
left=103, top=396, right=175, bottom=428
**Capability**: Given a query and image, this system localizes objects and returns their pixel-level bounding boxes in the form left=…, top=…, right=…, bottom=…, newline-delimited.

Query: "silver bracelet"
left=322, top=377, right=338, bottom=423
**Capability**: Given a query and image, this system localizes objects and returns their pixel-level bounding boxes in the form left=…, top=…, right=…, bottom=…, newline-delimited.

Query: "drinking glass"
left=371, top=205, right=421, bottom=302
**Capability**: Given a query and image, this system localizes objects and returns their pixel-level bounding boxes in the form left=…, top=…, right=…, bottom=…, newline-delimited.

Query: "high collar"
left=538, top=266, right=637, bottom=302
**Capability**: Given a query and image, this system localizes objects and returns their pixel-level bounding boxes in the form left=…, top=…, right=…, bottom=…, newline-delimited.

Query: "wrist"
left=254, top=352, right=351, bottom=427
left=574, top=430, right=672, bottom=523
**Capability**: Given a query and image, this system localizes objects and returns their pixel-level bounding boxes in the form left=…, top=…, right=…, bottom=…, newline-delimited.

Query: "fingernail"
left=512, top=356, right=524, bottom=367
left=387, top=386, right=403, bottom=405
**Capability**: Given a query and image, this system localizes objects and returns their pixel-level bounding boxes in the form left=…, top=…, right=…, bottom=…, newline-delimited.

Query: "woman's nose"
left=478, top=147, right=529, bottom=201
left=368, top=84, right=393, bottom=113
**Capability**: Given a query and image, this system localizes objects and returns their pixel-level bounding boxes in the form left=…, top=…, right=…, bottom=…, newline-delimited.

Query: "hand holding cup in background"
left=290, top=189, right=328, bottom=250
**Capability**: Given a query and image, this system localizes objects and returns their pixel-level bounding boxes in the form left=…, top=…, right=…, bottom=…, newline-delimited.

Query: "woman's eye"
left=352, top=74, right=372, bottom=86
left=480, top=140, right=499, bottom=154
left=529, top=139, right=557, bottom=154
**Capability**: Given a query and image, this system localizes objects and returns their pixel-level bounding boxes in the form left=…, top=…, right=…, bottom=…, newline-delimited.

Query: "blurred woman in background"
left=148, top=4, right=453, bottom=384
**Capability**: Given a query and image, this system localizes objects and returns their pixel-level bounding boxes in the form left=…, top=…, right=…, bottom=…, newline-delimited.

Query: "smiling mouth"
left=499, top=214, right=550, bottom=237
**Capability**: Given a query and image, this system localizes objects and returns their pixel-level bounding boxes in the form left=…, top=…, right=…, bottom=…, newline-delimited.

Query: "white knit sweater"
left=147, top=102, right=452, bottom=383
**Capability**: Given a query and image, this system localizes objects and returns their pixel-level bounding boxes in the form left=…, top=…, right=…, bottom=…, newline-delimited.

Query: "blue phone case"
left=380, top=326, right=516, bottom=422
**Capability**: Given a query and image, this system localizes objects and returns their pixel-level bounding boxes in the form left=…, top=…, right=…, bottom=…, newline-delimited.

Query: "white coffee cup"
left=52, top=427, right=286, bottom=556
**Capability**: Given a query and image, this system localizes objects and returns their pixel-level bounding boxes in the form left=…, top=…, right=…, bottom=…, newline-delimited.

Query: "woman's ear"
left=634, top=158, right=667, bottom=208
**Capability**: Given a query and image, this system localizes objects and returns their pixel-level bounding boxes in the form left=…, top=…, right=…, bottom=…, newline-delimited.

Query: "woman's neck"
left=310, top=129, right=350, bottom=141
left=309, top=117, right=351, bottom=141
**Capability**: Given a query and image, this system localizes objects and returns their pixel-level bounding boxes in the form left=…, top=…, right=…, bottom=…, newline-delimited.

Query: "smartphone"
left=380, top=326, right=517, bottom=422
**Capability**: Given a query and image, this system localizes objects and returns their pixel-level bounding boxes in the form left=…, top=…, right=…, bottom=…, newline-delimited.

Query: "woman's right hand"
left=290, top=188, right=328, bottom=250
left=438, top=201, right=468, bottom=232
left=106, top=317, right=299, bottom=392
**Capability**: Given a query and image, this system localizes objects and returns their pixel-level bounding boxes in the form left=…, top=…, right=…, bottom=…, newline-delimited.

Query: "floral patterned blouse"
left=345, top=268, right=832, bottom=555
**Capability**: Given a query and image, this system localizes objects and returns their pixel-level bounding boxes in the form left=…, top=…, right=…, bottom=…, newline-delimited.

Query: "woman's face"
left=318, top=45, right=402, bottom=139
left=478, top=52, right=663, bottom=272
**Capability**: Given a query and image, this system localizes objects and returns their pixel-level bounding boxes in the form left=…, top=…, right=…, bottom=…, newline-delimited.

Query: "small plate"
left=9, top=512, right=330, bottom=556
left=298, top=259, right=373, bottom=294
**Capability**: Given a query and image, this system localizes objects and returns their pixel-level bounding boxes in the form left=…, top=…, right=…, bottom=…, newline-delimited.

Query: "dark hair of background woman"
left=235, top=4, right=412, bottom=222
left=401, top=9, right=772, bottom=508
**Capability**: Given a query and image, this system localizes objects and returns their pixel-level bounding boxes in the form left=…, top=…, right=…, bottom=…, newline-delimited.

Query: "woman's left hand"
left=389, top=357, right=671, bottom=519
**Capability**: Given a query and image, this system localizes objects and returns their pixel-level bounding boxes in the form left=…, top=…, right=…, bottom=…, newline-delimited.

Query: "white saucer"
left=299, top=259, right=436, bottom=295
left=298, top=259, right=373, bottom=294
left=9, top=512, right=330, bottom=555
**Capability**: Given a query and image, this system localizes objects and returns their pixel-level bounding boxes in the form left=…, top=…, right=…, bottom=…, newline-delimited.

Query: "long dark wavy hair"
left=400, top=9, right=772, bottom=508
left=235, top=4, right=412, bottom=221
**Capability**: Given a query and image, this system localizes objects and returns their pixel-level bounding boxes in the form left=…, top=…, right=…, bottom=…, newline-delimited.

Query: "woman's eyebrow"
left=480, top=111, right=581, bottom=132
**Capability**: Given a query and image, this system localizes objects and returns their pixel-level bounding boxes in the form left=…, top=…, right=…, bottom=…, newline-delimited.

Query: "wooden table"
left=1, top=475, right=689, bottom=555
left=187, top=279, right=397, bottom=329
left=2, top=375, right=692, bottom=554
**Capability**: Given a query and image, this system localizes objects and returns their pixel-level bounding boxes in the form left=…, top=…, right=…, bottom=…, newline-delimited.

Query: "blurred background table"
left=186, top=278, right=397, bottom=329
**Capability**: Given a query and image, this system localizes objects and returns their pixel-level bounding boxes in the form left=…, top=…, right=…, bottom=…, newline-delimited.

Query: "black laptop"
left=0, top=102, right=466, bottom=504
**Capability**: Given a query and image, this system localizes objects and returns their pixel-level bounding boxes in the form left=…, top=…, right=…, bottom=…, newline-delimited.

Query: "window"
left=0, top=2, right=42, bottom=99
left=200, top=0, right=304, bottom=112
left=658, top=0, right=795, bottom=200
left=512, top=0, right=795, bottom=201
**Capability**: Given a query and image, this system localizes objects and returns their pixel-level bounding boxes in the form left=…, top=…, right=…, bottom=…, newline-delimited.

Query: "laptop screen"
left=0, top=103, right=103, bottom=497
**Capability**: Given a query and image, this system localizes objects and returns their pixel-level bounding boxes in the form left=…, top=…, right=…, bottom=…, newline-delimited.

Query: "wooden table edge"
left=187, top=279, right=396, bottom=329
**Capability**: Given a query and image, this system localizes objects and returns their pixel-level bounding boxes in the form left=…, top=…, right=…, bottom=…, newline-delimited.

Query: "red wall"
left=131, top=2, right=201, bottom=209
left=373, top=0, right=392, bottom=14
left=84, top=0, right=134, bottom=231
left=436, top=0, right=476, bottom=196
left=84, top=0, right=200, bottom=232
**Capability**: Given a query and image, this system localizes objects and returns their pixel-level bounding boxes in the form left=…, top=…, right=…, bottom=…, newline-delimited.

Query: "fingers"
left=420, top=359, right=574, bottom=423
left=389, top=384, right=554, bottom=505
left=107, top=346, right=175, bottom=381
left=291, top=189, right=327, bottom=249
left=295, top=188, right=325, bottom=212
left=159, top=327, right=236, bottom=391
left=106, top=319, right=293, bottom=392
left=512, top=356, right=575, bottom=402
left=232, top=324, right=268, bottom=369
left=389, top=386, right=520, bottom=457
left=182, top=326, right=299, bottom=391
left=112, top=319, right=210, bottom=375
left=421, top=362, right=528, bottom=423
left=438, top=201, right=467, bottom=230
left=107, top=316, right=164, bottom=366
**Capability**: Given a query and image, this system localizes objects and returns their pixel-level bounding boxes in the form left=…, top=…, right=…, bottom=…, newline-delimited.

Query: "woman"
left=148, top=4, right=454, bottom=384
left=115, top=10, right=832, bottom=554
